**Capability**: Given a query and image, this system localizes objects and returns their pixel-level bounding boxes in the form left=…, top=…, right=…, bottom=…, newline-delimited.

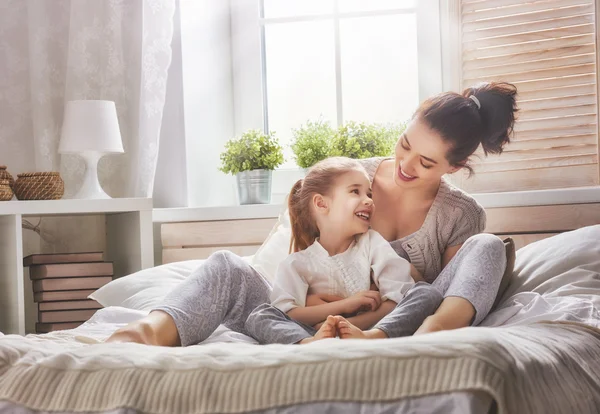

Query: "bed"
left=0, top=202, right=599, bottom=414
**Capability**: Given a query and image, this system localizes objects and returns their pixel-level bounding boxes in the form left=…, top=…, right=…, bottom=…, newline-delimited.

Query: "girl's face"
left=393, top=119, right=460, bottom=189
left=323, top=169, right=374, bottom=236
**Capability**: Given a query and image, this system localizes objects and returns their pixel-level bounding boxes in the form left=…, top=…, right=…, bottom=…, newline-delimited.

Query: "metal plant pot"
left=236, top=169, right=272, bottom=205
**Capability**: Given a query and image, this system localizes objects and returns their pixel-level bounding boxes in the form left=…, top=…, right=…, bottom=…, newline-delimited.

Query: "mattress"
left=1, top=299, right=600, bottom=414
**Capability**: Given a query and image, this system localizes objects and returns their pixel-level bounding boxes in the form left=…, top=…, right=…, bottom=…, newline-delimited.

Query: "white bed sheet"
left=74, top=286, right=600, bottom=345
left=481, top=291, right=600, bottom=328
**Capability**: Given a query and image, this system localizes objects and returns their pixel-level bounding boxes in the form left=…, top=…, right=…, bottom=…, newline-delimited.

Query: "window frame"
left=230, top=0, right=444, bottom=172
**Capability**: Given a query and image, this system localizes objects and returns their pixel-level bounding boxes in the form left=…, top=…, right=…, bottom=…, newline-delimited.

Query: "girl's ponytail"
left=288, top=179, right=306, bottom=253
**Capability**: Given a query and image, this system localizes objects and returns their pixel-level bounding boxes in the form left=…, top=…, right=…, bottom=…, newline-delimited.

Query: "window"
left=451, top=0, right=600, bottom=192
left=231, top=0, right=442, bottom=169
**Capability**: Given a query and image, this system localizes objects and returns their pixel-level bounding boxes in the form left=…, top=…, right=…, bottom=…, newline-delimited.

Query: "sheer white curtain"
left=0, top=0, right=175, bottom=198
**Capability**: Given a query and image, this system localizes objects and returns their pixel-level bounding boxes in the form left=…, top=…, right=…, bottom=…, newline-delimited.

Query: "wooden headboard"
left=161, top=218, right=277, bottom=264
left=160, top=203, right=600, bottom=264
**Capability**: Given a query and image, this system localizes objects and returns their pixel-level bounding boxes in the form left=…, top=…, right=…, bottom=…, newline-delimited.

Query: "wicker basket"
left=13, top=172, right=64, bottom=200
left=0, top=179, right=13, bottom=201
left=0, top=166, right=14, bottom=188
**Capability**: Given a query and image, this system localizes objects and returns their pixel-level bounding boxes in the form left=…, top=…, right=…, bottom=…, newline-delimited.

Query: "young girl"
left=244, top=157, right=443, bottom=344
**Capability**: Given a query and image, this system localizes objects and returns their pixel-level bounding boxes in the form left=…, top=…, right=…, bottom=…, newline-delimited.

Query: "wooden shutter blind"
left=455, top=0, right=600, bottom=192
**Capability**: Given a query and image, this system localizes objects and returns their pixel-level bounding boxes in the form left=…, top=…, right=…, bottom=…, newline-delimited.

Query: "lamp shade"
left=59, top=100, right=124, bottom=154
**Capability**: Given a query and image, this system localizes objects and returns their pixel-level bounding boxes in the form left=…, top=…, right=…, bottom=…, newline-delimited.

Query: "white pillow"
left=90, top=255, right=253, bottom=312
left=498, top=225, right=600, bottom=307
left=251, top=202, right=292, bottom=283
left=90, top=260, right=206, bottom=311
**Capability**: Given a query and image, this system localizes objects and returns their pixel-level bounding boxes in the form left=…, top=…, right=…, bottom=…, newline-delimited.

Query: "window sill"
left=153, top=186, right=600, bottom=223
left=473, top=186, right=600, bottom=209
left=153, top=203, right=282, bottom=223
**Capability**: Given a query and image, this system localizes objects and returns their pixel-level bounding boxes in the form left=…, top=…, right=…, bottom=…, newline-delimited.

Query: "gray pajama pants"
left=154, top=251, right=272, bottom=347
left=154, top=233, right=506, bottom=346
left=244, top=282, right=443, bottom=344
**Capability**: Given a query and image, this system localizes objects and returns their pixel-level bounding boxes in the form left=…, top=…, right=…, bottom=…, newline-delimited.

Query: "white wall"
left=416, top=0, right=443, bottom=101
left=230, top=0, right=264, bottom=136
left=153, top=0, right=188, bottom=208
left=179, top=0, right=237, bottom=207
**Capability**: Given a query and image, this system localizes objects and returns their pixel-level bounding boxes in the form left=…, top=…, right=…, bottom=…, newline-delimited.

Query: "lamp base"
left=73, top=151, right=111, bottom=199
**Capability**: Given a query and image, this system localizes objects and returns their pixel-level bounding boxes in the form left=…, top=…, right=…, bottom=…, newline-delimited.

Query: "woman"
left=107, top=81, right=517, bottom=346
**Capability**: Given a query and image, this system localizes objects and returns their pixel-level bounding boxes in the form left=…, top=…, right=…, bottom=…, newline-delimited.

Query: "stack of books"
left=23, top=252, right=113, bottom=334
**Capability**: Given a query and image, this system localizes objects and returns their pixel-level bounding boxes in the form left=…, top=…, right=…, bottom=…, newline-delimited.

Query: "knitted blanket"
left=1, top=322, right=599, bottom=413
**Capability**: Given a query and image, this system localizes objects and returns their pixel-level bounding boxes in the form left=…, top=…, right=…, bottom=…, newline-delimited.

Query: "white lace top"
left=271, top=230, right=413, bottom=313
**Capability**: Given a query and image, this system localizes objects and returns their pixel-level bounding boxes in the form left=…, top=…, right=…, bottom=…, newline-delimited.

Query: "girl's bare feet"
left=336, top=316, right=367, bottom=339
left=336, top=316, right=388, bottom=339
left=300, top=315, right=338, bottom=344
left=105, top=311, right=181, bottom=346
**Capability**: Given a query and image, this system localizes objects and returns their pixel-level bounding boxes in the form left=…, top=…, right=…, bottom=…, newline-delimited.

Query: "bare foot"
left=300, top=315, right=337, bottom=344
left=414, top=316, right=445, bottom=335
left=105, top=311, right=181, bottom=346
left=105, top=325, right=151, bottom=344
left=336, top=316, right=368, bottom=339
left=334, top=316, right=388, bottom=340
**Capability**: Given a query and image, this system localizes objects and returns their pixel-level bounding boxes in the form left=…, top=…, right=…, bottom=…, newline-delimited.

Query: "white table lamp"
left=59, top=100, right=124, bottom=199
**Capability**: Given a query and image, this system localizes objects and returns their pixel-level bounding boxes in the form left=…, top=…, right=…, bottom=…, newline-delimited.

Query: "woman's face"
left=393, top=119, right=460, bottom=189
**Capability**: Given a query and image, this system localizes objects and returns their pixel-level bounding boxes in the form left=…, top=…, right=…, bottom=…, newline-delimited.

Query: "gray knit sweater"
left=360, top=157, right=486, bottom=282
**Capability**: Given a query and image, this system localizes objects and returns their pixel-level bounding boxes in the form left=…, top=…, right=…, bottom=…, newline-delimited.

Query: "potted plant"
left=290, top=119, right=335, bottom=169
left=331, top=121, right=406, bottom=159
left=219, top=129, right=284, bottom=204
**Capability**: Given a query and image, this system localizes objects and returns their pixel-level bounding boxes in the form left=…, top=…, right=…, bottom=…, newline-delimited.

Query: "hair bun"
left=466, top=82, right=518, bottom=155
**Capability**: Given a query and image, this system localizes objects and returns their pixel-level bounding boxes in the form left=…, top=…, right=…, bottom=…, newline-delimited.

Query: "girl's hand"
left=343, top=291, right=382, bottom=314
left=306, top=293, right=344, bottom=307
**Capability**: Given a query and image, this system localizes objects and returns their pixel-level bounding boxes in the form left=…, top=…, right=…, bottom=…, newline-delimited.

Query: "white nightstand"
left=0, top=198, right=154, bottom=335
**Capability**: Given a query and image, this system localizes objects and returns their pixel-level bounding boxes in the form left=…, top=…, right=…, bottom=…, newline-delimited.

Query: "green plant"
left=330, top=121, right=406, bottom=159
left=381, top=122, right=408, bottom=150
left=290, top=119, right=335, bottom=169
left=219, top=129, right=284, bottom=175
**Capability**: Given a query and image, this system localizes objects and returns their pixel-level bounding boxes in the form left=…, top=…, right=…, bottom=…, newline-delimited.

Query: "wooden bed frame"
left=160, top=203, right=600, bottom=264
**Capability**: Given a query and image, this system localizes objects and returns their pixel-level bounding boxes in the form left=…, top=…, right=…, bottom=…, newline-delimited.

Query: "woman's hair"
left=288, top=157, right=365, bottom=253
left=413, top=81, right=518, bottom=174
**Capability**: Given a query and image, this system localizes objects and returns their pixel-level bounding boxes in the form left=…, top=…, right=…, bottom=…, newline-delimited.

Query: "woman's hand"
left=342, top=290, right=382, bottom=314
left=306, top=293, right=344, bottom=307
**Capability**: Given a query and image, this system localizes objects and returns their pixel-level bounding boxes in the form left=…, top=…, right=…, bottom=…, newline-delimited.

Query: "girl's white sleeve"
left=269, top=256, right=309, bottom=313
left=368, top=230, right=414, bottom=303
